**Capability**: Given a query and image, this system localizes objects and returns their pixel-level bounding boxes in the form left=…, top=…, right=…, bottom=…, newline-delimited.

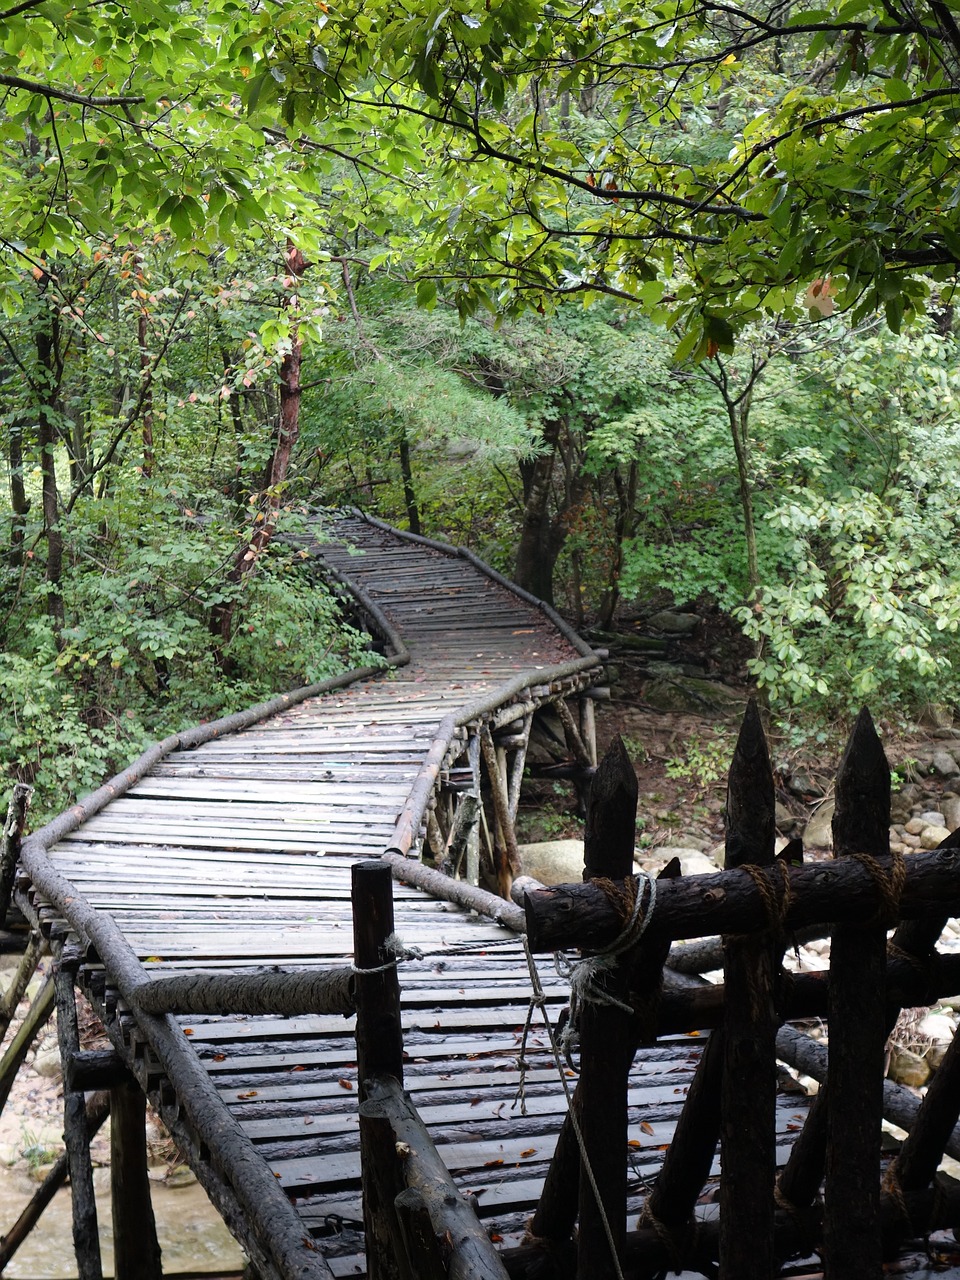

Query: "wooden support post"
left=555, top=698, right=593, bottom=770
left=576, top=736, right=637, bottom=1280
left=579, top=695, right=598, bottom=769
left=0, top=1090, right=110, bottom=1271
left=467, top=733, right=482, bottom=885
left=719, top=698, right=778, bottom=1280
left=352, top=860, right=405, bottom=1280
left=480, top=726, right=522, bottom=898
left=824, top=708, right=890, bottom=1280
left=0, top=929, right=42, bottom=1036
left=643, top=1025, right=723, bottom=1234
left=56, top=948, right=104, bottom=1280
left=440, top=793, right=480, bottom=879
left=111, top=1076, right=162, bottom=1280
left=506, top=713, right=534, bottom=824
left=0, top=974, right=54, bottom=1115
left=0, top=784, right=32, bottom=925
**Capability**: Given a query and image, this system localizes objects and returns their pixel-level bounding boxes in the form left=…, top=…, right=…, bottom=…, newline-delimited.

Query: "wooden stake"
left=824, top=708, right=890, bottom=1280
left=352, top=860, right=404, bottom=1280
left=111, top=1076, right=162, bottom=1280
left=577, top=737, right=638, bottom=1280
left=720, top=699, right=778, bottom=1279
left=56, top=951, right=104, bottom=1280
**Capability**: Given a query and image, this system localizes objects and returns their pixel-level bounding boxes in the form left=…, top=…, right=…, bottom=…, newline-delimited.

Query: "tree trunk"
left=36, top=315, right=65, bottom=640
left=7, top=411, right=30, bottom=571
left=210, top=241, right=306, bottom=669
left=397, top=425, right=421, bottom=534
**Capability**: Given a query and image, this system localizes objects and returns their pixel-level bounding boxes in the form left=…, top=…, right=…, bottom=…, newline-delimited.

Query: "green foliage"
left=735, top=322, right=960, bottom=712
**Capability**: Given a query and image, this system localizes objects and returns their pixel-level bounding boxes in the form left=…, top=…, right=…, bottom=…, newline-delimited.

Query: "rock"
left=919, top=702, right=955, bottom=729
left=518, top=840, right=585, bottom=886
left=647, top=609, right=701, bottom=635
left=902, top=832, right=923, bottom=849
left=643, top=847, right=719, bottom=876
left=31, top=1048, right=61, bottom=1080
left=926, top=1043, right=948, bottom=1072
left=785, top=769, right=825, bottom=800
left=898, top=782, right=926, bottom=807
left=887, top=1045, right=930, bottom=1089
left=642, top=677, right=746, bottom=717
left=942, top=796, right=960, bottom=832
left=921, top=824, right=952, bottom=849
left=905, top=817, right=926, bottom=835
left=803, top=799, right=835, bottom=850
left=647, top=661, right=708, bottom=679
left=919, top=810, right=947, bottom=827
left=931, top=749, right=960, bottom=778
left=675, top=832, right=712, bottom=851
left=775, top=800, right=798, bottom=834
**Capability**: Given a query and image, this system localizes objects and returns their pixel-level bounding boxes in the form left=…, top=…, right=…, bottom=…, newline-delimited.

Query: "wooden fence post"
left=352, top=860, right=405, bottom=1280
left=824, top=708, right=890, bottom=1280
left=576, top=736, right=637, bottom=1280
left=719, top=698, right=778, bottom=1279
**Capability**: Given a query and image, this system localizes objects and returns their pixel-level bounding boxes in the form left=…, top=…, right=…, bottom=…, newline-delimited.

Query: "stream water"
left=0, top=1164, right=245, bottom=1277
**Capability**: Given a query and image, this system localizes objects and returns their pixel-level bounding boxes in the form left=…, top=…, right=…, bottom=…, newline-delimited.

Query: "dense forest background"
left=3, top=0, right=960, bottom=820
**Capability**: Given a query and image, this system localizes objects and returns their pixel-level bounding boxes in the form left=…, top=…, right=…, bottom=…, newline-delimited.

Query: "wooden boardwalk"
left=12, top=514, right=805, bottom=1279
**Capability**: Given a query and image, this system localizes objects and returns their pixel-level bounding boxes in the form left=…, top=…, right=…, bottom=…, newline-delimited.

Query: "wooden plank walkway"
left=13, top=513, right=808, bottom=1279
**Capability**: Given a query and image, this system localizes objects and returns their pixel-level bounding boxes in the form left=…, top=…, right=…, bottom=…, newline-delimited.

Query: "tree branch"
left=0, top=72, right=145, bottom=108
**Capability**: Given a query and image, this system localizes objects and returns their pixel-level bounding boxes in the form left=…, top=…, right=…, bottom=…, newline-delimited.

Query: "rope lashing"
left=555, top=872, right=658, bottom=1065
left=351, top=932, right=424, bottom=975
left=852, top=848, right=907, bottom=925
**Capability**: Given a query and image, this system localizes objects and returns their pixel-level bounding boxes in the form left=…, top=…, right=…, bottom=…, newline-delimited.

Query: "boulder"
left=941, top=796, right=960, bottom=832
left=931, top=749, right=960, bottom=778
left=647, top=609, right=701, bottom=635
left=920, top=824, right=951, bottom=849
left=918, top=703, right=954, bottom=730
left=518, top=840, right=585, bottom=886
left=803, top=799, right=835, bottom=851
left=649, top=847, right=720, bottom=877
left=643, top=677, right=746, bottom=717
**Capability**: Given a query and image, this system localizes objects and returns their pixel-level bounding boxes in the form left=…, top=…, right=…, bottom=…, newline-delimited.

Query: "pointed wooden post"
left=720, top=698, right=778, bottom=1279
left=353, top=860, right=405, bottom=1280
left=824, top=708, right=890, bottom=1280
left=576, top=736, right=638, bottom=1280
